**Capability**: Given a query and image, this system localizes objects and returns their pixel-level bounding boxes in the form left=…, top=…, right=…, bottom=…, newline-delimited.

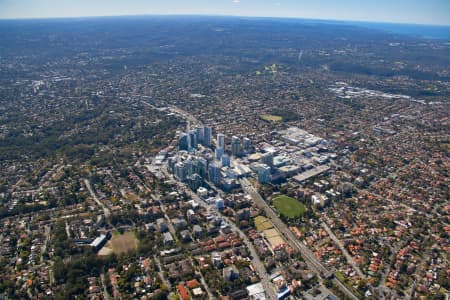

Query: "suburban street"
left=100, top=273, right=111, bottom=300
left=83, top=178, right=111, bottom=218
left=321, top=221, right=366, bottom=279
left=154, top=255, right=172, bottom=290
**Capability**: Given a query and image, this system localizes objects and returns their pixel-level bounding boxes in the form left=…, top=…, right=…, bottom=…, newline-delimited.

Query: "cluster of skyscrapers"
left=179, top=126, right=212, bottom=152
left=216, top=134, right=252, bottom=159
left=171, top=127, right=254, bottom=190
left=178, top=126, right=252, bottom=159
left=168, top=155, right=208, bottom=190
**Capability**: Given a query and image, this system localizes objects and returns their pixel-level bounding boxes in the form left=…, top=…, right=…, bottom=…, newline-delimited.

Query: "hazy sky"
left=1, top=0, right=449, bottom=25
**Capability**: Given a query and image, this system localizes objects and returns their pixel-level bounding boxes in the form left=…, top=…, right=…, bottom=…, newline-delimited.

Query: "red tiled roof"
left=186, top=279, right=199, bottom=289
left=177, top=284, right=190, bottom=300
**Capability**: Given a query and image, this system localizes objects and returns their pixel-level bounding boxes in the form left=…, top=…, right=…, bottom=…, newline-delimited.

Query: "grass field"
left=273, top=195, right=306, bottom=218
left=259, top=114, right=283, bottom=122
left=110, top=231, right=138, bottom=255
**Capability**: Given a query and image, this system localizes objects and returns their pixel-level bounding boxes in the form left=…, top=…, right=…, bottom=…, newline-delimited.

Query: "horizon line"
left=1, top=13, right=450, bottom=27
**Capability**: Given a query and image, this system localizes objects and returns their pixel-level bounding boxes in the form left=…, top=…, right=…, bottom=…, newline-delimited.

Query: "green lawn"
left=335, top=271, right=346, bottom=282
left=273, top=195, right=306, bottom=218
left=260, top=114, right=283, bottom=122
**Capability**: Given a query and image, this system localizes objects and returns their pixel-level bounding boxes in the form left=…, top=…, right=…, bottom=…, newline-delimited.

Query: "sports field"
left=254, top=216, right=274, bottom=231
left=110, top=231, right=138, bottom=255
left=273, top=195, right=306, bottom=218
left=263, top=228, right=285, bottom=248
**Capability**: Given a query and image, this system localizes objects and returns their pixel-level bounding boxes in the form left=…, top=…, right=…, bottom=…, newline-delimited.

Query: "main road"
left=240, top=178, right=358, bottom=300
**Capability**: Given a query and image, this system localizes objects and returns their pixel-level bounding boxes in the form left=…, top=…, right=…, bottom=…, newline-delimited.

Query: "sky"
left=0, top=0, right=449, bottom=26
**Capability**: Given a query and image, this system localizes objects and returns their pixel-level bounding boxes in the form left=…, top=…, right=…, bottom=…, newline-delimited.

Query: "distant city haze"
left=1, top=0, right=450, bottom=25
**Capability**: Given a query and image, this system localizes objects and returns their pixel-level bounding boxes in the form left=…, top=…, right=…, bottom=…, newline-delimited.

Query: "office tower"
left=184, top=158, right=194, bottom=177
left=243, top=137, right=252, bottom=154
left=231, top=136, right=241, bottom=157
left=257, top=164, right=271, bottom=183
left=196, top=127, right=204, bottom=144
left=189, top=130, right=198, bottom=150
left=203, top=126, right=212, bottom=147
left=220, top=154, right=230, bottom=167
left=174, top=162, right=186, bottom=181
left=192, top=158, right=200, bottom=176
left=197, top=157, right=208, bottom=178
left=260, top=152, right=274, bottom=167
left=217, top=133, right=225, bottom=149
left=208, top=161, right=221, bottom=185
left=179, top=133, right=190, bottom=151
left=167, top=157, right=176, bottom=173
left=215, top=147, right=224, bottom=160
